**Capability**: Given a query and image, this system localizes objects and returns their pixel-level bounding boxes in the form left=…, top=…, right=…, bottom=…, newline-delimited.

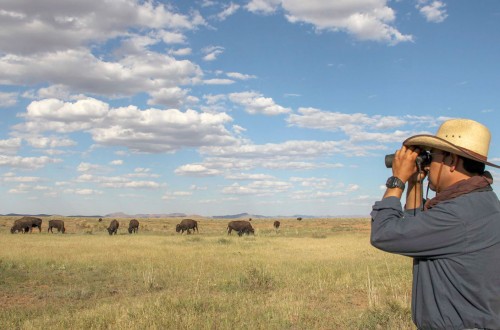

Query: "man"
left=371, top=118, right=500, bottom=329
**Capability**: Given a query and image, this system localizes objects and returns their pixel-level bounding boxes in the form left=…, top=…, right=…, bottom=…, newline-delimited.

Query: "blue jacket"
left=371, top=190, right=500, bottom=329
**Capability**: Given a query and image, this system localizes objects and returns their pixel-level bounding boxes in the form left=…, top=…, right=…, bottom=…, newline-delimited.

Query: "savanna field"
left=0, top=216, right=415, bottom=329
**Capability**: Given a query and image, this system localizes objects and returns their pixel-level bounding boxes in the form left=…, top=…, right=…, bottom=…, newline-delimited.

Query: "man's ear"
left=449, top=154, right=459, bottom=172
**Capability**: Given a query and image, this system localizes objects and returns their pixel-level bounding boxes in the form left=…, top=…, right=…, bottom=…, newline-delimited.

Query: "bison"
left=48, top=220, right=65, bottom=233
left=128, top=219, right=139, bottom=234
left=176, top=219, right=198, bottom=234
left=10, top=217, right=42, bottom=234
left=10, top=218, right=33, bottom=234
left=227, top=220, right=254, bottom=236
left=273, top=220, right=280, bottom=231
left=297, top=217, right=302, bottom=221
left=107, top=219, right=119, bottom=235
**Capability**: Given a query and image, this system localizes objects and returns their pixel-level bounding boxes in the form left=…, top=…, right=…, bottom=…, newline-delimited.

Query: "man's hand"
left=392, top=145, right=420, bottom=184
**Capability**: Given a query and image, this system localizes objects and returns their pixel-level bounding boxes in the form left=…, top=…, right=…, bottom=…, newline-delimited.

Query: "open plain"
left=0, top=216, right=414, bottom=329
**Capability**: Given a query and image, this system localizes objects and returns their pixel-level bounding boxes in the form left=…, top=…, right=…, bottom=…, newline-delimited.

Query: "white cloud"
left=169, top=47, right=192, bottom=56
left=0, top=0, right=204, bottom=55
left=246, top=0, right=413, bottom=45
left=0, top=138, right=22, bottom=154
left=226, top=72, right=257, bottom=80
left=202, top=46, right=224, bottom=61
left=14, top=98, right=238, bottom=153
left=110, top=160, right=123, bottom=166
left=222, top=179, right=291, bottom=196
left=25, top=136, right=76, bottom=149
left=0, top=49, right=203, bottom=100
left=203, top=78, right=235, bottom=85
left=225, top=173, right=276, bottom=180
left=417, top=1, right=448, bottom=23
left=245, top=0, right=281, bottom=14
left=0, top=155, right=61, bottom=170
left=217, top=3, right=241, bottom=21
left=76, top=173, right=161, bottom=189
left=64, top=188, right=103, bottom=196
left=157, top=30, right=188, bottom=44
left=286, top=108, right=447, bottom=145
left=229, top=91, right=291, bottom=115
left=0, top=92, right=18, bottom=107
left=174, top=164, right=222, bottom=176
left=77, top=162, right=109, bottom=173
left=147, top=87, right=190, bottom=107
left=200, top=140, right=343, bottom=159
left=2, top=174, right=42, bottom=183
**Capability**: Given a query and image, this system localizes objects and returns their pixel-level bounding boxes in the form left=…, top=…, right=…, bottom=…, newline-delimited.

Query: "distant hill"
left=211, top=212, right=266, bottom=219
left=1, top=212, right=364, bottom=219
left=3, top=213, right=53, bottom=217
left=104, top=212, right=188, bottom=218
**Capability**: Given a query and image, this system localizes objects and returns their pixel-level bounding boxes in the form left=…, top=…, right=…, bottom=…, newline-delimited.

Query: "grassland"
left=0, top=216, right=415, bottom=329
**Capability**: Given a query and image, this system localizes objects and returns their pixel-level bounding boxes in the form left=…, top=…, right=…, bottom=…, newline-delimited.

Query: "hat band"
left=455, top=145, right=487, bottom=162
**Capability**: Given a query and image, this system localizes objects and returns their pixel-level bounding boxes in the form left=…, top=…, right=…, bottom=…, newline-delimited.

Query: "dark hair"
left=461, top=156, right=485, bottom=174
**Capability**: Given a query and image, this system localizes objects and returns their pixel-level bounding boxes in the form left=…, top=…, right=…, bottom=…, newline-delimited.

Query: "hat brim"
left=404, top=134, right=500, bottom=168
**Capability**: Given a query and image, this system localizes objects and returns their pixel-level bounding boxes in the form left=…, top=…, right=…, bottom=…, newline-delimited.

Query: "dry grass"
left=0, top=216, right=414, bottom=329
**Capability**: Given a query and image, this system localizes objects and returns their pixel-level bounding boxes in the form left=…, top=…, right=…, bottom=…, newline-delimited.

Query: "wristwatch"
left=386, top=176, right=405, bottom=191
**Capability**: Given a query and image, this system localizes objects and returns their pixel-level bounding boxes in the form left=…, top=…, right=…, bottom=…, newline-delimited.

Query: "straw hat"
left=404, top=118, right=499, bottom=168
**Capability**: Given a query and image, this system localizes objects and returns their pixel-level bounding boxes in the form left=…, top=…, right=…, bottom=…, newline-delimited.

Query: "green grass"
left=0, top=216, right=414, bottom=329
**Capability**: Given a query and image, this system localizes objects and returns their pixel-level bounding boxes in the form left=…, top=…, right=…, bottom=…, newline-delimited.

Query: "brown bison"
left=107, top=219, right=119, bottom=235
left=48, top=220, right=65, bottom=233
left=10, top=218, right=33, bottom=234
left=297, top=217, right=302, bottom=221
left=227, top=220, right=254, bottom=236
left=273, top=220, right=280, bottom=231
left=176, top=219, right=198, bottom=234
left=128, top=219, right=139, bottom=234
left=10, top=216, right=42, bottom=234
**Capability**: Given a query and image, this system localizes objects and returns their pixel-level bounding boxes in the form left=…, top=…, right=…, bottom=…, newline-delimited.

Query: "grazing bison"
left=48, top=220, right=65, bottom=233
left=98, top=217, right=103, bottom=222
left=273, top=220, right=280, bottom=231
left=296, top=217, right=302, bottom=221
left=10, top=217, right=42, bottom=234
left=107, top=219, right=119, bottom=235
left=227, top=220, right=254, bottom=236
left=128, top=219, right=139, bottom=234
left=10, top=218, right=33, bottom=234
left=176, top=219, right=198, bottom=234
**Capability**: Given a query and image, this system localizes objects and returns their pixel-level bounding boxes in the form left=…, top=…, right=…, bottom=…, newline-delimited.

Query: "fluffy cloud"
left=0, top=138, right=22, bottom=154
left=229, top=91, right=291, bottom=115
left=217, top=3, right=241, bottom=21
left=15, top=98, right=237, bottom=153
left=286, top=108, right=445, bottom=144
left=0, top=155, right=61, bottom=170
left=417, top=1, right=448, bottom=23
left=0, top=0, right=204, bottom=55
left=245, top=0, right=413, bottom=44
left=0, top=50, right=203, bottom=99
left=76, top=173, right=161, bottom=189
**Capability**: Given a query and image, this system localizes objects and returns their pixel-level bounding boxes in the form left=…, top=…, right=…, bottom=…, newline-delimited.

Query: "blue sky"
left=1, top=0, right=499, bottom=216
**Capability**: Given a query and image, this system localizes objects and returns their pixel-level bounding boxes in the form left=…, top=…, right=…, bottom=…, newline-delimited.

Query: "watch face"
left=386, top=176, right=404, bottom=190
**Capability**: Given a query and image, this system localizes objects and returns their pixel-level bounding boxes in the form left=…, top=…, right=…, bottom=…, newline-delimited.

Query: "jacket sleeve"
left=370, top=196, right=466, bottom=258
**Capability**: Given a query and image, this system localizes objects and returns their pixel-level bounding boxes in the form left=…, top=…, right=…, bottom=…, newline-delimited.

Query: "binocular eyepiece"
left=385, top=151, right=432, bottom=168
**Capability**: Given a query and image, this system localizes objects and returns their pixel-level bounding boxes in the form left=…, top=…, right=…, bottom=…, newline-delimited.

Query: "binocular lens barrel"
left=385, top=154, right=395, bottom=168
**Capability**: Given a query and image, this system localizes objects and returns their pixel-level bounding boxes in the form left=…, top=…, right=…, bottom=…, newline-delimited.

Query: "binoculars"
left=385, top=151, right=432, bottom=168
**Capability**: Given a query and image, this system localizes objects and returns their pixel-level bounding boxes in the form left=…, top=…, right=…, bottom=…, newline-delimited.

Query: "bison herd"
left=8, top=217, right=294, bottom=236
